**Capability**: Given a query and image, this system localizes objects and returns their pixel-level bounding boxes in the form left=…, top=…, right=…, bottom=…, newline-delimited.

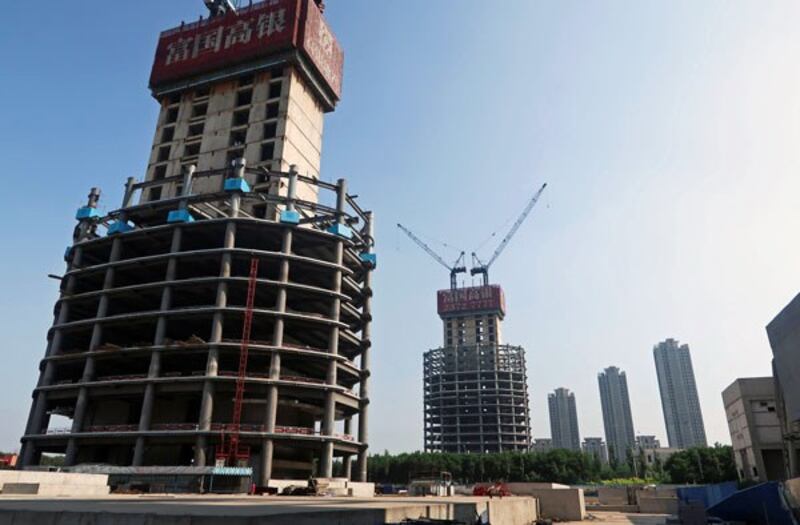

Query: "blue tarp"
left=677, top=481, right=738, bottom=508
left=707, top=482, right=795, bottom=525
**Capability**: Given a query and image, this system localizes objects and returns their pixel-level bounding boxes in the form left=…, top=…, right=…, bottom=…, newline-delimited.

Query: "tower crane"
left=397, top=224, right=466, bottom=290
left=470, top=183, right=547, bottom=286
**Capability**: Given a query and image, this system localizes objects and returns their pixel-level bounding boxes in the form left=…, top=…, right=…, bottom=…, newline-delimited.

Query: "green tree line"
left=367, top=445, right=737, bottom=486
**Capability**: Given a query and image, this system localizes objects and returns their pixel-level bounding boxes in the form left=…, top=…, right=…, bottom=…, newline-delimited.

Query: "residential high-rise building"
left=582, top=437, right=608, bottom=465
left=723, top=377, right=785, bottom=482
left=424, top=286, right=531, bottom=453
left=19, top=0, right=376, bottom=487
left=548, top=388, right=580, bottom=451
left=598, top=366, right=636, bottom=463
left=653, top=339, right=707, bottom=448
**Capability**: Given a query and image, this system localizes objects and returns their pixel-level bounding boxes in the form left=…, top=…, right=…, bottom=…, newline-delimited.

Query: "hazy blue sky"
left=2, top=0, right=800, bottom=453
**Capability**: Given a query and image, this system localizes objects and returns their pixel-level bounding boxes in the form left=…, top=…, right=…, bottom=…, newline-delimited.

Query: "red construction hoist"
left=216, top=256, right=259, bottom=466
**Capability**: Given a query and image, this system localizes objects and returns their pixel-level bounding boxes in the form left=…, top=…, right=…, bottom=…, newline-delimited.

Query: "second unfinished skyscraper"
left=424, top=286, right=531, bottom=453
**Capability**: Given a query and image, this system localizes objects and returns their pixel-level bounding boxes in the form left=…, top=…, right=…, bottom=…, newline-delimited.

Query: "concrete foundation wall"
left=598, top=486, right=631, bottom=505
left=0, top=472, right=109, bottom=497
left=638, top=496, right=679, bottom=514
left=522, top=489, right=584, bottom=521
left=348, top=482, right=375, bottom=497
left=635, top=487, right=677, bottom=499
left=505, top=484, right=583, bottom=521
left=486, top=498, right=538, bottom=525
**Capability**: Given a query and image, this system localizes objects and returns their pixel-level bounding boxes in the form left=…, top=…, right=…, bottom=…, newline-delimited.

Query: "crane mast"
left=471, top=183, right=547, bottom=286
left=397, top=223, right=466, bottom=290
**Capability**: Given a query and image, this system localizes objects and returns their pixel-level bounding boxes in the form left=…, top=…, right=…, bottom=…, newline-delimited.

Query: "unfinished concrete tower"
left=423, top=286, right=531, bottom=453
left=19, top=0, right=376, bottom=486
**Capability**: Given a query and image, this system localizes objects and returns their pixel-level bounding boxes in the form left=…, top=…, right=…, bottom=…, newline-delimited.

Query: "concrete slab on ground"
left=562, top=511, right=669, bottom=525
left=0, top=495, right=538, bottom=525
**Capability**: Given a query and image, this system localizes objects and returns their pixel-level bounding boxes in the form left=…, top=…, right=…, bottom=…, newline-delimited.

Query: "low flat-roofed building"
left=640, top=447, right=680, bottom=468
left=635, top=435, right=661, bottom=451
left=532, top=438, right=552, bottom=454
left=582, top=437, right=608, bottom=464
left=723, top=377, right=785, bottom=482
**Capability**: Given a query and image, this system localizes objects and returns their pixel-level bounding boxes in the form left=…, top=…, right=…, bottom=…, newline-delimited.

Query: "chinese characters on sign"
left=257, top=9, right=287, bottom=38
left=150, top=0, right=344, bottom=105
left=437, top=285, right=506, bottom=316
left=301, top=0, right=344, bottom=98
left=151, top=0, right=298, bottom=88
left=165, top=8, right=288, bottom=67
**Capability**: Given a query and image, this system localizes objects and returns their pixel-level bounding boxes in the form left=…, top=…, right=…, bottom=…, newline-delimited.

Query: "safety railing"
left=86, top=424, right=139, bottom=432
left=151, top=423, right=199, bottom=431
left=45, top=427, right=72, bottom=435
left=44, top=424, right=356, bottom=441
left=95, top=374, right=148, bottom=382
left=104, top=164, right=373, bottom=250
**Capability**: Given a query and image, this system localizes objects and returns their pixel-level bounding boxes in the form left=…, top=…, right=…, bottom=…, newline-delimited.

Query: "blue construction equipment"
left=167, top=209, right=194, bottom=223
left=224, top=178, right=251, bottom=193
left=327, top=223, right=352, bottom=239
left=107, top=221, right=134, bottom=235
left=360, top=252, right=377, bottom=267
left=75, top=207, right=100, bottom=220
left=677, top=481, right=738, bottom=508
left=280, top=210, right=300, bottom=224
left=707, top=482, right=795, bottom=525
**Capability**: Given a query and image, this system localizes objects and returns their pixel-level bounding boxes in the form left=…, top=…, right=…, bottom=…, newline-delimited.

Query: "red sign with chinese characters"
left=437, top=285, right=506, bottom=316
left=149, top=0, right=343, bottom=101
left=300, top=0, right=344, bottom=98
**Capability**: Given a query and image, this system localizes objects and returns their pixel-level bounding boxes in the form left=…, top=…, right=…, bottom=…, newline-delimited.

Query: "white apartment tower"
left=548, top=388, right=581, bottom=451
left=598, top=366, right=636, bottom=463
left=653, top=339, right=707, bottom=449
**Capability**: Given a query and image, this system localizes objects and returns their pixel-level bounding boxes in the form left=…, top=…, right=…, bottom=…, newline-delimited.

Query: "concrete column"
left=259, top=226, right=292, bottom=485
left=321, top=196, right=345, bottom=478
left=20, top=247, right=85, bottom=467
left=196, top=162, right=243, bottom=465
left=66, top=236, right=124, bottom=466
left=133, top=225, right=183, bottom=466
left=356, top=211, right=374, bottom=482
left=343, top=417, right=353, bottom=480
left=122, top=177, right=136, bottom=209
left=321, top=394, right=336, bottom=478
